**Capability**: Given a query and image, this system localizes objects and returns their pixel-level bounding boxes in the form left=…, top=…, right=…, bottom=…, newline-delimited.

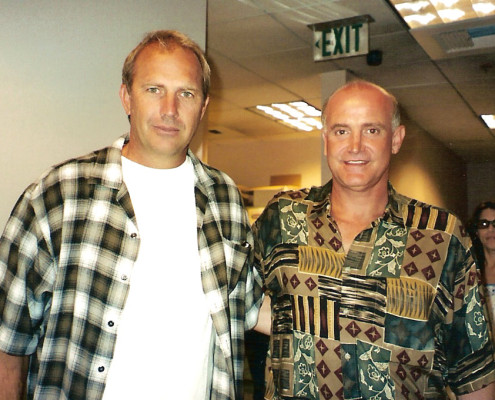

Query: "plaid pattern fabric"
left=253, top=181, right=495, bottom=399
left=0, top=135, right=263, bottom=400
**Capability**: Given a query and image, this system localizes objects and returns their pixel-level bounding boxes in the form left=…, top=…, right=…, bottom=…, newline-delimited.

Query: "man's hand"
left=253, top=295, right=271, bottom=336
left=457, top=382, right=495, bottom=400
left=0, top=351, right=28, bottom=400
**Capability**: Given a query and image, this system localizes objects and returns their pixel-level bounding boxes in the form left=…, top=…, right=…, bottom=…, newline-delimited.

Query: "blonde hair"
left=122, top=30, right=210, bottom=99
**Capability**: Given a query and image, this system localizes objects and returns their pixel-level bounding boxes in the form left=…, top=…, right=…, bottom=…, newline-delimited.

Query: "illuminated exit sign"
left=309, top=15, right=374, bottom=61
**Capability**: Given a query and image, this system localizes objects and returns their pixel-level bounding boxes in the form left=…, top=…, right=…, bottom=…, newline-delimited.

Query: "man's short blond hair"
left=122, top=30, right=211, bottom=99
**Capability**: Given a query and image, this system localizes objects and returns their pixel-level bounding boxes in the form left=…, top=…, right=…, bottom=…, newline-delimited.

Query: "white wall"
left=0, top=0, right=206, bottom=229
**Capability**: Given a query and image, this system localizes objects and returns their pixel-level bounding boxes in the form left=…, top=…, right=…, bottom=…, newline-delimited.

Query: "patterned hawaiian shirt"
left=253, top=180, right=495, bottom=399
left=0, top=135, right=263, bottom=400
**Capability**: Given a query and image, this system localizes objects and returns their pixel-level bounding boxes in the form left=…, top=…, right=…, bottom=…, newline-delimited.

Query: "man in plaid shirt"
left=0, top=30, right=263, bottom=399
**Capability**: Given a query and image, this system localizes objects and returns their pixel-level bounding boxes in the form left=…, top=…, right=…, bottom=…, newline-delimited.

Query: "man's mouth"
left=345, top=160, right=367, bottom=165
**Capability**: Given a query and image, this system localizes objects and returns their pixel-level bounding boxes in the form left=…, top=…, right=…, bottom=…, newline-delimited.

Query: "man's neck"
left=331, top=183, right=389, bottom=222
left=329, top=183, right=389, bottom=253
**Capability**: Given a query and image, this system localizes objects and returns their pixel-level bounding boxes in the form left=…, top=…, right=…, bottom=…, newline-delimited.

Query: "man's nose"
left=160, top=94, right=178, bottom=118
left=348, top=131, right=362, bottom=153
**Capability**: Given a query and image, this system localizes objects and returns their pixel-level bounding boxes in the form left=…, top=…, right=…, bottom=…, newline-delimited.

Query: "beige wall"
left=390, top=120, right=468, bottom=222
left=467, top=162, right=495, bottom=218
left=207, top=118, right=469, bottom=221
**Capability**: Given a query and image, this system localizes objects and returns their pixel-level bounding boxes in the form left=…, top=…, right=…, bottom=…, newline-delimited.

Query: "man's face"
left=322, top=84, right=405, bottom=194
left=120, top=43, right=208, bottom=169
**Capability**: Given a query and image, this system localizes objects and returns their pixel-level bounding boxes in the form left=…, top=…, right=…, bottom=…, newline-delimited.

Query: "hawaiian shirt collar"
left=306, top=180, right=406, bottom=227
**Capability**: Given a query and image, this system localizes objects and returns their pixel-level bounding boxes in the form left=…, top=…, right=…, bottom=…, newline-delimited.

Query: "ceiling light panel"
left=481, top=114, right=495, bottom=128
left=249, top=101, right=322, bottom=132
left=390, top=0, right=495, bottom=28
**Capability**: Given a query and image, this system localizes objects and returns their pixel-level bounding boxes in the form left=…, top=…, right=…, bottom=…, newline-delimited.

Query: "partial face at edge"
left=478, top=208, right=495, bottom=253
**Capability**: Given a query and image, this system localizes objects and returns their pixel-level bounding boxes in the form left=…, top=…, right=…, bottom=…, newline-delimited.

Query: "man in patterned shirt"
left=0, top=30, right=263, bottom=399
left=253, top=80, right=495, bottom=399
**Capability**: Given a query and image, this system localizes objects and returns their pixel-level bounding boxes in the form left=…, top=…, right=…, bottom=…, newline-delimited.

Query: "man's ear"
left=391, top=125, right=405, bottom=154
left=119, top=84, right=131, bottom=116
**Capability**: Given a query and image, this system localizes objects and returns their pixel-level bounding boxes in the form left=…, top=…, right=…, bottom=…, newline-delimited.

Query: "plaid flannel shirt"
left=0, top=135, right=263, bottom=399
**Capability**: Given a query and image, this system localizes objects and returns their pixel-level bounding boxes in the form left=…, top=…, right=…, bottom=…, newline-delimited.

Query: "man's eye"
left=181, top=91, right=194, bottom=98
left=334, top=129, right=347, bottom=136
left=367, top=128, right=380, bottom=134
left=147, top=87, right=160, bottom=94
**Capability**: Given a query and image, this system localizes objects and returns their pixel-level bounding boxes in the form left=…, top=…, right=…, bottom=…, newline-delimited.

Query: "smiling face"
left=120, top=43, right=209, bottom=169
left=478, top=208, right=495, bottom=253
left=322, top=83, right=405, bottom=195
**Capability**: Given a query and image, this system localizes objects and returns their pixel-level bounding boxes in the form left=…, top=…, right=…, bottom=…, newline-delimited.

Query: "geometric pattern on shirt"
left=280, top=198, right=309, bottom=246
left=299, top=245, right=343, bottom=278
left=270, top=333, right=295, bottom=398
left=355, top=340, right=395, bottom=400
left=291, top=294, right=339, bottom=340
left=400, top=230, right=450, bottom=289
left=293, top=331, right=318, bottom=399
left=263, top=242, right=299, bottom=280
left=367, top=221, right=408, bottom=278
left=307, top=215, right=374, bottom=275
left=386, top=277, right=436, bottom=321
left=315, top=337, right=343, bottom=400
left=339, top=274, right=387, bottom=328
left=385, top=313, right=436, bottom=350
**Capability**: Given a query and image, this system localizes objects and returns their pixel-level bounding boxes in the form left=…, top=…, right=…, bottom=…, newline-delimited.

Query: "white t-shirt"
left=102, top=156, right=213, bottom=399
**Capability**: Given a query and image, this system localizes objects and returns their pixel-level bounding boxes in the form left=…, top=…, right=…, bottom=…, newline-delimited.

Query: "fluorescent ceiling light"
left=249, top=101, right=322, bottom=132
left=481, top=114, right=495, bottom=128
left=390, top=0, right=495, bottom=28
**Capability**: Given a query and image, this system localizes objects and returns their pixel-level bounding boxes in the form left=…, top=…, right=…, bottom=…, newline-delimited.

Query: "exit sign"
left=309, top=15, right=374, bottom=61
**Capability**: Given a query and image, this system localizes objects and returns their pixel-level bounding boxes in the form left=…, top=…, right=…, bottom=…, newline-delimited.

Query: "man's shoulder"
left=188, top=152, right=238, bottom=189
left=393, top=190, right=457, bottom=218
left=26, top=140, right=122, bottom=200
left=392, top=190, right=467, bottom=239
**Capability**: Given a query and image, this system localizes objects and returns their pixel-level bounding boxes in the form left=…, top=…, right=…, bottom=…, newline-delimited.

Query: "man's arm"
left=253, top=295, right=271, bottom=336
left=0, top=351, right=28, bottom=400
left=457, top=382, right=495, bottom=400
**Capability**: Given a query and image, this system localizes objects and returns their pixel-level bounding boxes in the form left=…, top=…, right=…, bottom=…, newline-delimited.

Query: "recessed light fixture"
left=389, top=0, right=495, bottom=28
left=481, top=114, right=495, bottom=128
left=248, top=101, right=322, bottom=132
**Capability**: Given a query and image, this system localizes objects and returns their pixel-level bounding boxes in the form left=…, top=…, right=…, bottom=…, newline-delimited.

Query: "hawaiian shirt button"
left=130, top=232, right=138, bottom=238
left=121, top=275, right=128, bottom=281
left=108, top=321, right=114, bottom=327
left=344, top=353, right=351, bottom=361
left=98, top=366, right=105, bottom=373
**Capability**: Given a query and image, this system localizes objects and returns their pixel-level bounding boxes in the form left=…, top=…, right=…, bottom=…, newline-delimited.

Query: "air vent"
left=435, top=30, right=474, bottom=52
left=410, top=15, right=495, bottom=59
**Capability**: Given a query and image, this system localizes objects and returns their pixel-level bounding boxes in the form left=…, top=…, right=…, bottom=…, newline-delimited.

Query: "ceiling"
left=206, top=0, right=495, bottom=163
